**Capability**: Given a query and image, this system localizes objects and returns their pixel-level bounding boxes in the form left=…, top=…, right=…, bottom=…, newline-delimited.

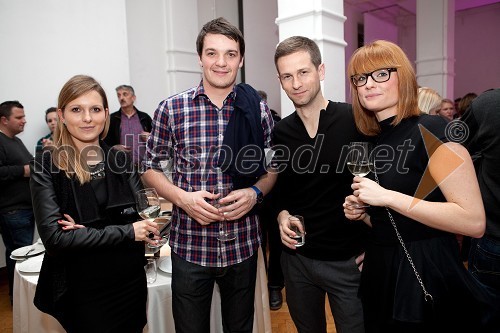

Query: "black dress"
left=361, top=115, right=495, bottom=333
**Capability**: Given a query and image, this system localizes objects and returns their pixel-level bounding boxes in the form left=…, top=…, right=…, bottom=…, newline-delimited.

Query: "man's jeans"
left=469, top=236, right=500, bottom=290
left=0, top=209, right=35, bottom=300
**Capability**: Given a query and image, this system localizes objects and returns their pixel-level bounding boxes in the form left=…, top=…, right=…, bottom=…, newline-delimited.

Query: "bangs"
left=349, top=42, right=400, bottom=76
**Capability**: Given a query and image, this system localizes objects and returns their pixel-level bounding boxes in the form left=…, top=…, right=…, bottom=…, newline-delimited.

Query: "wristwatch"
left=250, top=185, right=264, bottom=204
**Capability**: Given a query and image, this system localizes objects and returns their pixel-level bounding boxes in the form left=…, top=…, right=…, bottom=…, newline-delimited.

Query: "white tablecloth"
left=13, top=248, right=271, bottom=333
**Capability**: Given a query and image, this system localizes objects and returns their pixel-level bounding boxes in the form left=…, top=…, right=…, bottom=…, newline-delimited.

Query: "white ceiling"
left=345, top=0, right=499, bottom=17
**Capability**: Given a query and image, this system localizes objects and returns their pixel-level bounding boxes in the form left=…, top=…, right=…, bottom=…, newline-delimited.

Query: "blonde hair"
left=347, top=40, right=420, bottom=136
left=418, top=87, right=442, bottom=115
left=53, top=75, right=110, bottom=184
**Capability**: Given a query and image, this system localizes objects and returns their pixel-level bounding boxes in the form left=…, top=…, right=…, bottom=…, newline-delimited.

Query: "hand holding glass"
left=135, top=188, right=162, bottom=249
left=288, top=215, right=305, bottom=247
left=347, top=142, right=373, bottom=207
left=212, top=184, right=236, bottom=242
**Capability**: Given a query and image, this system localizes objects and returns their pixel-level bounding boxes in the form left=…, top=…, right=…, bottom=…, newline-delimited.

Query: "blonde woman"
left=417, top=87, right=441, bottom=115
left=30, top=75, right=159, bottom=333
left=437, top=98, right=455, bottom=121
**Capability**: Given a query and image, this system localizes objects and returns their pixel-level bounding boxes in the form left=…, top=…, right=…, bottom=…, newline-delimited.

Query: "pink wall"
left=454, top=3, right=500, bottom=98
left=343, top=2, right=500, bottom=101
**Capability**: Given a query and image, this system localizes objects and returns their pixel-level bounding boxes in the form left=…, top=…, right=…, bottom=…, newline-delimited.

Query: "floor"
left=0, top=268, right=13, bottom=333
left=0, top=266, right=336, bottom=333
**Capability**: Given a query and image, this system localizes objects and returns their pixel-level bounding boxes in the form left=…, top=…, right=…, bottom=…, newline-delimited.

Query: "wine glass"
left=136, top=188, right=162, bottom=249
left=212, top=184, right=236, bottom=242
left=347, top=142, right=373, bottom=208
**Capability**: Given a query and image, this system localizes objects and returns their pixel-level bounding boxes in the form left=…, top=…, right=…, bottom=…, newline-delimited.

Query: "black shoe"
left=269, top=288, right=283, bottom=310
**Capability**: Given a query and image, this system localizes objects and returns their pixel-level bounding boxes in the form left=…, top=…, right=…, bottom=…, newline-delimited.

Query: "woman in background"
left=417, top=87, right=441, bottom=115
left=436, top=98, right=455, bottom=121
left=344, top=40, right=496, bottom=333
left=30, top=75, right=159, bottom=333
left=35, top=107, right=57, bottom=153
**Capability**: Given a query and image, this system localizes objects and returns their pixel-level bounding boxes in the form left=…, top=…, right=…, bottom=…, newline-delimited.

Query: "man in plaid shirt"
left=142, top=17, right=276, bottom=333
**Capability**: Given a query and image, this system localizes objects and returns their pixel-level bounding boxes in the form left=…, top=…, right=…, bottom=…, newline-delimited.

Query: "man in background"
left=104, top=85, right=152, bottom=166
left=462, top=88, right=500, bottom=292
left=0, top=100, right=34, bottom=304
left=256, top=89, right=285, bottom=310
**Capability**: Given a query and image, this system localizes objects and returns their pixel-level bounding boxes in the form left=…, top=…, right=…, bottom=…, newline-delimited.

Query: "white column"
left=125, top=0, right=201, bottom=112
left=416, top=0, right=455, bottom=99
left=164, top=0, right=203, bottom=96
left=276, top=0, right=347, bottom=117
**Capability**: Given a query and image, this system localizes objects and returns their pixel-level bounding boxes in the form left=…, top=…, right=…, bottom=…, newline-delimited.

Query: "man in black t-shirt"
left=0, top=100, right=35, bottom=304
left=272, top=36, right=366, bottom=333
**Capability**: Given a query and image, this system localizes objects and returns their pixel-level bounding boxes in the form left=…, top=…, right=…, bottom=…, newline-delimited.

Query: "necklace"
left=89, top=162, right=105, bottom=180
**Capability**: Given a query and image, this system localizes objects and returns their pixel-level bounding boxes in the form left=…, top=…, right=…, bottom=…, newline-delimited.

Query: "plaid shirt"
left=144, top=81, right=274, bottom=267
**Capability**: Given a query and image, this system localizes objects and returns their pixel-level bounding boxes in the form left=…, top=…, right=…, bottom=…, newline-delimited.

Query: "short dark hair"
left=115, top=85, right=135, bottom=95
left=274, top=36, right=322, bottom=71
left=196, top=17, right=245, bottom=57
left=45, top=107, right=57, bottom=122
left=257, top=90, right=267, bottom=101
left=0, top=100, right=23, bottom=119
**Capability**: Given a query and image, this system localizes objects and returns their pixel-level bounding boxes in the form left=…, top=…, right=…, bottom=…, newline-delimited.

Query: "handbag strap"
left=373, top=171, right=434, bottom=303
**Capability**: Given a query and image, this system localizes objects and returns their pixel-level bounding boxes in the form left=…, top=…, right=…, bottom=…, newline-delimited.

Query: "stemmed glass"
left=212, top=184, right=236, bottom=242
left=135, top=188, right=163, bottom=249
left=347, top=142, right=373, bottom=207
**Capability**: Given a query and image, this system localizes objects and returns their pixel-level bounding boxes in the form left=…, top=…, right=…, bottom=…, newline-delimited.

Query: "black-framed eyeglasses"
left=351, top=68, right=397, bottom=87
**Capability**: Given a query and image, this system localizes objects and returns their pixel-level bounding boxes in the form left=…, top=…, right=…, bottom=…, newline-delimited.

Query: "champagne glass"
left=347, top=142, right=373, bottom=207
left=212, top=184, right=236, bottom=242
left=136, top=188, right=161, bottom=249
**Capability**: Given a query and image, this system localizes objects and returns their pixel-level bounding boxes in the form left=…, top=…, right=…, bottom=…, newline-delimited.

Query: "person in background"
left=258, top=89, right=281, bottom=123
left=436, top=98, right=455, bottom=122
left=345, top=39, right=496, bottom=332
left=454, top=97, right=461, bottom=113
left=256, top=89, right=284, bottom=310
left=30, top=75, right=157, bottom=332
left=417, top=87, right=441, bottom=115
left=461, top=88, right=500, bottom=318
left=455, top=92, right=477, bottom=119
left=35, top=107, right=57, bottom=153
left=104, top=84, right=152, bottom=166
left=273, top=36, right=366, bottom=333
left=142, top=18, right=276, bottom=333
left=0, top=100, right=34, bottom=304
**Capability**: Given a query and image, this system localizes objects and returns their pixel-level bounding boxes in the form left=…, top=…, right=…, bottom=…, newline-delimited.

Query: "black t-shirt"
left=272, top=101, right=368, bottom=260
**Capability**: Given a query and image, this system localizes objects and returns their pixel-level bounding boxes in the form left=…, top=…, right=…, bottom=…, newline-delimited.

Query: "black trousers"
left=171, top=251, right=258, bottom=333
left=259, top=193, right=284, bottom=289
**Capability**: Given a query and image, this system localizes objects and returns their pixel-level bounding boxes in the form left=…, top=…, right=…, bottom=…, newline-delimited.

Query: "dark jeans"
left=171, top=251, right=258, bottom=333
left=469, top=236, right=500, bottom=290
left=0, top=209, right=35, bottom=299
left=281, top=251, right=364, bottom=333
left=468, top=236, right=500, bottom=331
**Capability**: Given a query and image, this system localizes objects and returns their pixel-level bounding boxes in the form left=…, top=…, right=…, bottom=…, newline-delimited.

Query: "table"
left=13, top=248, right=271, bottom=333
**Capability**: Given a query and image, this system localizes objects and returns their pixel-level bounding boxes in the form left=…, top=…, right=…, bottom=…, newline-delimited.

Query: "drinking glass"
left=145, top=258, right=157, bottom=283
left=136, top=188, right=161, bottom=249
left=212, top=184, right=236, bottom=242
left=347, top=142, right=373, bottom=177
left=288, top=215, right=305, bottom=247
left=347, top=142, right=373, bottom=208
